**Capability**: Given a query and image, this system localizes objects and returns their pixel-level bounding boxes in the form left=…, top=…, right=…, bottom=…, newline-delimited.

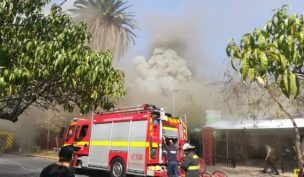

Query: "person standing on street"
left=163, top=137, right=179, bottom=177
left=262, top=144, right=279, bottom=175
left=40, top=145, right=75, bottom=177
left=180, top=143, right=200, bottom=177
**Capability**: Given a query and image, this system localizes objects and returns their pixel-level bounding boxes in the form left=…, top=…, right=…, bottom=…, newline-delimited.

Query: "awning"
left=204, top=118, right=304, bottom=130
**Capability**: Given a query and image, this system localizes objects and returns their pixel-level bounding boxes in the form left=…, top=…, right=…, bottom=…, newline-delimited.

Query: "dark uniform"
left=40, top=163, right=74, bottom=177
left=180, top=151, right=200, bottom=177
left=40, top=145, right=75, bottom=177
left=164, top=143, right=179, bottom=177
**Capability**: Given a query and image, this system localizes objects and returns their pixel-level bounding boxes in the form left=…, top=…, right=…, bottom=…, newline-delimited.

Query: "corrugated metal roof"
left=204, top=118, right=304, bottom=130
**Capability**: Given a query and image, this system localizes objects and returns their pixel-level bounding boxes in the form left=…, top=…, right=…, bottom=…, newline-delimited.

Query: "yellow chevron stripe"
left=0, top=131, right=14, bottom=152
left=6, top=139, right=13, bottom=144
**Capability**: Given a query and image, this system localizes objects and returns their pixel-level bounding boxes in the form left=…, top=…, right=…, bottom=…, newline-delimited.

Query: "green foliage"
left=226, top=5, right=304, bottom=99
left=0, top=0, right=125, bottom=122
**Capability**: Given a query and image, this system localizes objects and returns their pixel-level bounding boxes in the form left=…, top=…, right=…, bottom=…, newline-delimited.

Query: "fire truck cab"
left=62, top=104, right=188, bottom=177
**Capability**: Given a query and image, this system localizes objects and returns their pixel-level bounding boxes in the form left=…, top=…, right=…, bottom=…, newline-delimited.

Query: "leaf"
left=55, top=54, right=64, bottom=68
left=279, top=54, right=288, bottom=70
left=91, top=90, right=98, bottom=100
left=72, top=79, right=77, bottom=87
left=241, top=58, right=248, bottom=80
left=231, top=56, right=238, bottom=71
left=259, top=52, right=268, bottom=73
left=278, top=35, right=285, bottom=48
left=0, top=77, right=5, bottom=88
left=287, top=36, right=294, bottom=53
left=256, top=76, right=266, bottom=86
left=248, top=68, right=255, bottom=81
left=3, top=69, right=9, bottom=78
left=265, top=22, right=272, bottom=32
left=226, top=39, right=233, bottom=57
left=289, top=73, right=299, bottom=98
left=282, top=70, right=290, bottom=97
left=258, top=35, right=266, bottom=49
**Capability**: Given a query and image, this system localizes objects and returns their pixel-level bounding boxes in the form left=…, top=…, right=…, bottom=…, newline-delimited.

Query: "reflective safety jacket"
left=180, top=151, right=200, bottom=177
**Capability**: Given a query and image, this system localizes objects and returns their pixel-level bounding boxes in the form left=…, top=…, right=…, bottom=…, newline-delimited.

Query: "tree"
left=218, top=70, right=304, bottom=120
left=0, top=0, right=125, bottom=122
left=68, top=0, right=137, bottom=58
left=226, top=5, right=304, bottom=172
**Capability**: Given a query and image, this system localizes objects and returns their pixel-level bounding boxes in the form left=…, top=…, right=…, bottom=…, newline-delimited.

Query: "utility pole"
left=172, top=89, right=179, bottom=115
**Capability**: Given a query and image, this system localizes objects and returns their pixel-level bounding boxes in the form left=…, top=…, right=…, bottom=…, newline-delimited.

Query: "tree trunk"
left=47, top=127, right=50, bottom=152
left=265, top=85, right=303, bottom=175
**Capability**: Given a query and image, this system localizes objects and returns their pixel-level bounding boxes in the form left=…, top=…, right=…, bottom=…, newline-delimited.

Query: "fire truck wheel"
left=110, top=157, right=126, bottom=177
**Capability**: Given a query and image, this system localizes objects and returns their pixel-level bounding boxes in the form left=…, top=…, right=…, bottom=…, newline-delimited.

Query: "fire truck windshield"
left=77, top=125, right=88, bottom=140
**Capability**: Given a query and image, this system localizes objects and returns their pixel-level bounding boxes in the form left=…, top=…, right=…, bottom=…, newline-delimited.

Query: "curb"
left=26, top=154, right=58, bottom=161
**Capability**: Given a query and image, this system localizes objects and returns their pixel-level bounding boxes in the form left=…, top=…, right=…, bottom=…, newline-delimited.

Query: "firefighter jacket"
left=180, top=151, right=200, bottom=177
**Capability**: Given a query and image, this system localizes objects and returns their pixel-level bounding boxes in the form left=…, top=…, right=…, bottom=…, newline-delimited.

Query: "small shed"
left=202, top=118, right=304, bottom=167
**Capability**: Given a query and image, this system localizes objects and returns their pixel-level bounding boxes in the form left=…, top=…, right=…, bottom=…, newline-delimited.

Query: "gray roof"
left=205, top=118, right=304, bottom=130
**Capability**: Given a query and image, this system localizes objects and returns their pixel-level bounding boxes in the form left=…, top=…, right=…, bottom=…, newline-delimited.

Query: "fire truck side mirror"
left=59, top=127, right=66, bottom=139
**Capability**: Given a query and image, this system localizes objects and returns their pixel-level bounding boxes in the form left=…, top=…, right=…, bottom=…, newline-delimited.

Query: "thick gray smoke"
left=134, top=48, right=192, bottom=95
left=119, top=1, right=219, bottom=129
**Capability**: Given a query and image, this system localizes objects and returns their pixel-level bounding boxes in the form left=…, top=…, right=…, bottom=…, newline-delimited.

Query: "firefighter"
left=261, top=144, right=279, bottom=175
left=40, top=145, right=75, bottom=177
left=163, top=136, right=179, bottom=177
left=180, top=143, right=200, bottom=177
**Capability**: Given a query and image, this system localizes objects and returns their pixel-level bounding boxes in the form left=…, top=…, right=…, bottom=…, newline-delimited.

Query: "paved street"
left=0, top=154, right=52, bottom=177
left=206, top=164, right=295, bottom=177
left=0, top=154, right=108, bottom=177
left=0, top=154, right=297, bottom=177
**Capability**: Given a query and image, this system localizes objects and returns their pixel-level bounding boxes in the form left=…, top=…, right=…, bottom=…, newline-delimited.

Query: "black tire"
left=110, top=157, right=126, bottom=177
left=73, top=160, right=83, bottom=174
left=74, top=168, right=83, bottom=174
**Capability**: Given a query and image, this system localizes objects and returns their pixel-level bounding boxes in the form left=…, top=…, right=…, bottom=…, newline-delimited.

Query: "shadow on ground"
left=75, top=169, right=137, bottom=177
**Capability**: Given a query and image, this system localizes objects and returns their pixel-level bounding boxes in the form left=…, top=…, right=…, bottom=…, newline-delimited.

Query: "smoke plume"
left=134, top=48, right=192, bottom=95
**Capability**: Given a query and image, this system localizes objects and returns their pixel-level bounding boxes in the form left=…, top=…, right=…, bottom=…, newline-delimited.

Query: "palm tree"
left=69, top=0, right=137, bottom=58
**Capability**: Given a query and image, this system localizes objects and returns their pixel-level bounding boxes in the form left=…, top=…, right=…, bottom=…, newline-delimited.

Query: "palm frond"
left=69, top=0, right=137, bottom=58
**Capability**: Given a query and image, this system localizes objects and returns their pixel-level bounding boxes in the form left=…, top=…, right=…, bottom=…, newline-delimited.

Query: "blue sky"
left=48, top=0, right=304, bottom=78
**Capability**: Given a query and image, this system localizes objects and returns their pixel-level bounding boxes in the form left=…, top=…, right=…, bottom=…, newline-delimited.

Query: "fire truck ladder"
left=101, top=104, right=160, bottom=114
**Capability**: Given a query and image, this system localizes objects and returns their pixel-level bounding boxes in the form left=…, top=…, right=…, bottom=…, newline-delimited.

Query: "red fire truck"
left=61, top=104, right=189, bottom=177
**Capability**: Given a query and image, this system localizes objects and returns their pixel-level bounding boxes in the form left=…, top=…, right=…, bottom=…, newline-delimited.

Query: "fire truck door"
left=128, top=120, right=147, bottom=172
left=89, top=123, right=112, bottom=168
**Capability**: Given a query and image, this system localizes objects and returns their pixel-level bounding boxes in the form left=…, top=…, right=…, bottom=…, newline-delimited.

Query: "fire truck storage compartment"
left=89, top=117, right=148, bottom=172
left=162, top=124, right=178, bottom=138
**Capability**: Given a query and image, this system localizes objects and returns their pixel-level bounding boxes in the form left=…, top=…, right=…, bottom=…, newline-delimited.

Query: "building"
left=202, top=118, right=303, bottom=170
